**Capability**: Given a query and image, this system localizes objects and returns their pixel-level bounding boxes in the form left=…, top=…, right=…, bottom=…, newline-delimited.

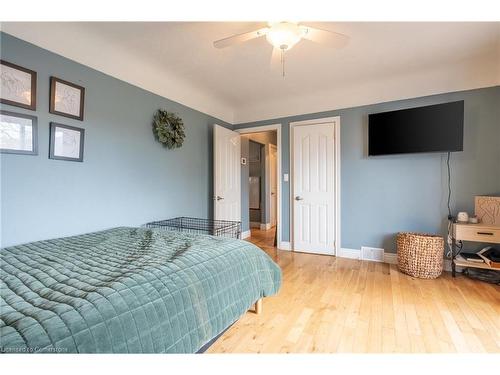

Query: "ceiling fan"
left=213, top=22, right=349, bottom=77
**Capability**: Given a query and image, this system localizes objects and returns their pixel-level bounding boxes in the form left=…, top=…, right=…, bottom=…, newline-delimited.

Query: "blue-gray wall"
left=2, top=32, right=499, bottom=253
left=234, top=86, right=500, bottom=252
left=0, top=33, right=231, bottom=247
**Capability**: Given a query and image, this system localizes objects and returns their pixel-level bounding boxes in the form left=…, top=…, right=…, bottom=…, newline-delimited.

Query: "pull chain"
left=281, top=48, right=285, bottom=78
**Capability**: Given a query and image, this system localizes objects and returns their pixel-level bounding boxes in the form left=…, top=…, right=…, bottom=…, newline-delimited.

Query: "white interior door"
left=292, top=123, right=335, bottom=254
left=270, top=144, right=278, bottom=227
left=213, top=124, right=241, bottom=222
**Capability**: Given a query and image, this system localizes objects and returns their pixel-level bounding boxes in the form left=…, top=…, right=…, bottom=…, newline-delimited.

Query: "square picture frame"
left=0, top=60, right=37, bottom=110
left=49, top=122, right=85, bottom=162
left=49, top=77, right=85, bottom=121
left=0, top=110, right=38, bottom=155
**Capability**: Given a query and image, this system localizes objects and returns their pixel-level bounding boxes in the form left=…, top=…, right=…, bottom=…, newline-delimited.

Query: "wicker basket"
left=397, top=232, right=444, bottom=279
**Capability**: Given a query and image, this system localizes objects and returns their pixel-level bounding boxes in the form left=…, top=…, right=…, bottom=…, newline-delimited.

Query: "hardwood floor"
left=207, top=228, right=500, bottom=353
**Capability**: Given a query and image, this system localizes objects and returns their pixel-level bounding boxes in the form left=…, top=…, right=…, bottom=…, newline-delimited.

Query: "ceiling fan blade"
left=214, top=27, right=269, bottom=49
left=299, top=25, right=349, bottom=49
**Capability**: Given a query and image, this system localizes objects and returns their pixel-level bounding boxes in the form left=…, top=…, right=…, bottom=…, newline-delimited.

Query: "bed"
left=0, top=227, right=281, bottom=353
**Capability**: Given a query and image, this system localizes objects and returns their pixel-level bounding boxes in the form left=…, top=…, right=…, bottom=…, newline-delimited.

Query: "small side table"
left=451, top=223, right=500, bottom=277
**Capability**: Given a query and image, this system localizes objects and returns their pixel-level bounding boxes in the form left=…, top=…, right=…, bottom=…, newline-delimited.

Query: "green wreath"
left=152, top=109, right=186, bottom=149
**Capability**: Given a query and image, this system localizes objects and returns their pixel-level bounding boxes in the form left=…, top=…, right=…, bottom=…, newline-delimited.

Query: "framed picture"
left=49, top=77, right=85, bottom=121
left=0, top=110, right=38, bottom=155
left=0, top=60, right=37, bottom=110
left=49, top=122, right=85, bottom=162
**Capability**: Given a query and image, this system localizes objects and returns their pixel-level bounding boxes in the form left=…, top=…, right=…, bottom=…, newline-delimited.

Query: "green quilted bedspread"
left=0, top=227, right=281, bottom=353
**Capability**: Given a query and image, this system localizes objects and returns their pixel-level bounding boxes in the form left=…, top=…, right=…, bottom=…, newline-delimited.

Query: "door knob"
left=216, top=196, right=224, bottom=201
left=295, top=196, right=303, bottom=201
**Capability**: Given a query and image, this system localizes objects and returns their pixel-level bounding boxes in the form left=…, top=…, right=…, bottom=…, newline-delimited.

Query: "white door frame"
left=269, top=144, right=278, bottom=228
left=290, top=116, right=341, bottom=256
left=236, top=124, right=283, bottom=248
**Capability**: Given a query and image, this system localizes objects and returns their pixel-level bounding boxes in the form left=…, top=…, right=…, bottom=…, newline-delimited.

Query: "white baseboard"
left=339, top=247, right=453, bottom=272
left=279, top=241, right=291, bottom=251
left=361, top=246, right=385, bottom=262
left=241, top=230, right=251, bottom=239
left=384, top=253, right=398, bottom=265
left=250, top=222, right=261, bottom=229
left=260, top=223, right=272, bottom=231
left=339, top=248, right=397, bottom=264
left=338, top=248, right=361, bottom=259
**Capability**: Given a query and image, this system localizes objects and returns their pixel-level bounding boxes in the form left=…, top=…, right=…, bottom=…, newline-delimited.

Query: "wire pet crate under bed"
left=145, top=217, right=241, bottom=239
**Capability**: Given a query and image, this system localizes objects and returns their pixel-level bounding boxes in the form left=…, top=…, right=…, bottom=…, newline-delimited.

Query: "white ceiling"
left=2, top=22, right=499, bottom=123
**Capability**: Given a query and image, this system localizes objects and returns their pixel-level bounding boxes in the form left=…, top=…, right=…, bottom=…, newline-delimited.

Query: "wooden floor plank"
left=207, top=228, right=500, bottom=353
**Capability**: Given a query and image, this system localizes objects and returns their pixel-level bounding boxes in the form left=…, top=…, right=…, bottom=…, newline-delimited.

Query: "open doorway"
left=238, top=126, right=281, bottom=248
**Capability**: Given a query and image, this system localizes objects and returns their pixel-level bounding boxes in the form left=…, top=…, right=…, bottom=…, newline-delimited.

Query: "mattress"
left=0, top=227, right=281, bottom=353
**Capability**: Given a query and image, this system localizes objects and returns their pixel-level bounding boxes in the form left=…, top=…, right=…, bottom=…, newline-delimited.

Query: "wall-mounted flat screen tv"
left=368, top=101, right=464, bottom=156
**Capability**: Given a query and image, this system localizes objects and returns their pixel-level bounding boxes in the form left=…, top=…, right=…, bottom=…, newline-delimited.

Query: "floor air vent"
left=361, top=246, right=385, bottom=262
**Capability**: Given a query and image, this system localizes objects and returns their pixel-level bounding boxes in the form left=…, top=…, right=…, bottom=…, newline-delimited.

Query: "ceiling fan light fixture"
left=213, top=22, right=349, bottom=78
left=265, top=22, right=303, bottom=51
